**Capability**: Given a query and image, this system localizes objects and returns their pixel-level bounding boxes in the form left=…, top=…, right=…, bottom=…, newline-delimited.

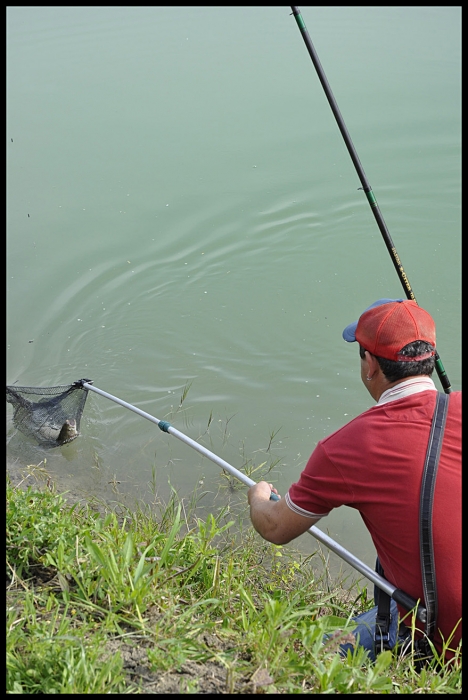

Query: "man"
left=248, top=298, right=461, bottom=662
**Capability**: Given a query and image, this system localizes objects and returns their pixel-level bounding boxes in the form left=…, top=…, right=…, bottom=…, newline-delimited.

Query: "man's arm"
left=248, top=481, right=322, bottom=545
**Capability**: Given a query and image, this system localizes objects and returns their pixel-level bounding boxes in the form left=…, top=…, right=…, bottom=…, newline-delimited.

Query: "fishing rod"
left=290, top=6, right=451, bottom=394
left=82, top=380, right=426, bottom=623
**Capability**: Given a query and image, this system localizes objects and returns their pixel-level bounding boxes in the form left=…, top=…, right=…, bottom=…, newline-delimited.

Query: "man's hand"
left=247, top=481, right=279, bottom=505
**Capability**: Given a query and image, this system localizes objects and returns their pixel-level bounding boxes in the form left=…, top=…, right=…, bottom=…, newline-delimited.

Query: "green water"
left=7, top=6, right=461, bottom=575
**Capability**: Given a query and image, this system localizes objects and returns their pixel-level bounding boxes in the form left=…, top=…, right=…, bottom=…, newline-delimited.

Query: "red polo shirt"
left=287, top=390, right=462, bottom=659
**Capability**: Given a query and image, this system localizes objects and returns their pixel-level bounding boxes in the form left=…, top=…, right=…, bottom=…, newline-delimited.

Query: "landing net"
left=6, top=379, right=92, bottom=447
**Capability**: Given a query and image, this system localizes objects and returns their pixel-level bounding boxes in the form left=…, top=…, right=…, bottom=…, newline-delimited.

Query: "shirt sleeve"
left=284, top=491, right=327, bottom=519
left=287, top=440, right=355, bottom=517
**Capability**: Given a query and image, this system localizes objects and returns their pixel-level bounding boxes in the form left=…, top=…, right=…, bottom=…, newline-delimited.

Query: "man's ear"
left=365, top=351, right=379, bottom=379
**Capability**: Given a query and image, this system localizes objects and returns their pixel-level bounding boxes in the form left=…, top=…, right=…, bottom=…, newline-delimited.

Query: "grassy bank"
left=6, top=470, right=461, bottom=694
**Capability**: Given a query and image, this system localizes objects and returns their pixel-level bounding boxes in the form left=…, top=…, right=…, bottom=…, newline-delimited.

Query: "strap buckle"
left=374, top=613, right=392, bottom=653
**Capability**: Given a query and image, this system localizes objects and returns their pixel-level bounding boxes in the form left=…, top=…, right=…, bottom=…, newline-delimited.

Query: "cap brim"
left=342, top=321, right=358, bottom=343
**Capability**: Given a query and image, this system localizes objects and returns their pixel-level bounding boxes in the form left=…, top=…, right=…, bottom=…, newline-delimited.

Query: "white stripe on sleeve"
left=284, top=491, right=329, bottom=519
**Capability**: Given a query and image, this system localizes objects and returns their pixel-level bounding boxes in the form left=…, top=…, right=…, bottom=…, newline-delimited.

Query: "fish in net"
left=6, top=379, right=92, bottom=447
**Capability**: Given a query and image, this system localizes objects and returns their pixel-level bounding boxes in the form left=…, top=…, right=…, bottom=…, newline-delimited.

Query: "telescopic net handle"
left=82, top=381, right=426, bottom=622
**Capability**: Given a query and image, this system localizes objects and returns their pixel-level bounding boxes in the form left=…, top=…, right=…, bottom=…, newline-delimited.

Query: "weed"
left=6, top=472, right=462, bottom=694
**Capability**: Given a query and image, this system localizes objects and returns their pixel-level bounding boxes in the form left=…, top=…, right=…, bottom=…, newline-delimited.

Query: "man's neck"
left=377, top=376, right=436, bottom=404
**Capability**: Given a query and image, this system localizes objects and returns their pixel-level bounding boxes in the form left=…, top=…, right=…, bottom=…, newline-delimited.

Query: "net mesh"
left=6, top=379, right=92, bottom=447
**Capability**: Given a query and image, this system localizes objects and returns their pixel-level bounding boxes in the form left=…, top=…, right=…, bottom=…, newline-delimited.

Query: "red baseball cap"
left=342, top=298, right=436, bottom=361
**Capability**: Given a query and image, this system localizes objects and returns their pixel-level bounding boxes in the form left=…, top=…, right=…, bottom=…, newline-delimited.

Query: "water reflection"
left=7, top=6, right=460, bottom=580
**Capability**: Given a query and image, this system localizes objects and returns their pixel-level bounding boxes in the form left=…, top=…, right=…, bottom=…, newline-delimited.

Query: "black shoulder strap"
left=419, top=391, right=449, bottom=639
left=374, top=391, right=449, bottom=654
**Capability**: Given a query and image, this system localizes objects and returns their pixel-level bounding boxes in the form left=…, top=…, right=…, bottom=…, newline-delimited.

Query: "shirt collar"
left=377, top=376, right=437, bottom=405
